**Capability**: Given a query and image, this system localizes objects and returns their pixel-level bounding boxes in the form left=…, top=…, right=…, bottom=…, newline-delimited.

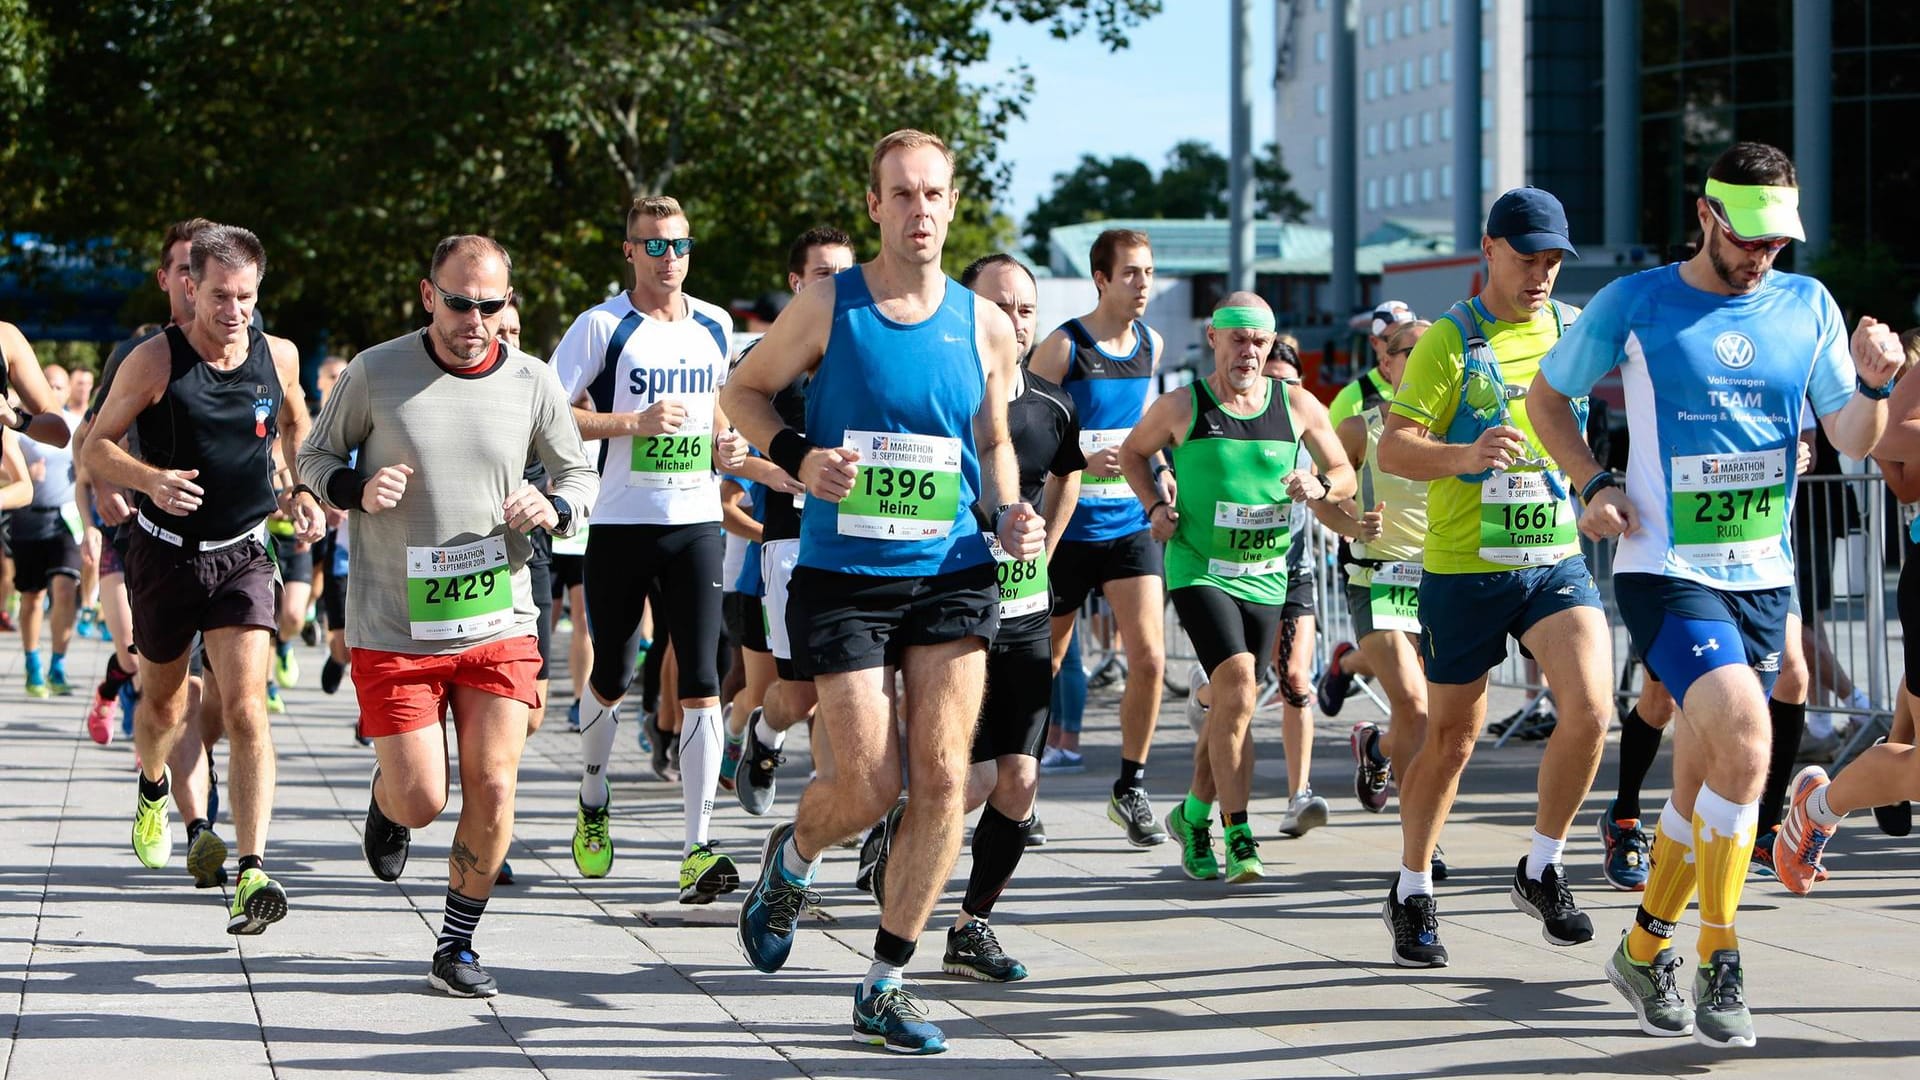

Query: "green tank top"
left=1166, top=376, right=1300, bottom=604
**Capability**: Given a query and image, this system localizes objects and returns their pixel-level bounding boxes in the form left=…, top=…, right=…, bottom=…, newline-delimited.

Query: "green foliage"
left=1256, top=141, right=1311, bottom=223
left=0, top=0, right=1156, bottom=354
left=1806, top=241, right=1917, bottom=329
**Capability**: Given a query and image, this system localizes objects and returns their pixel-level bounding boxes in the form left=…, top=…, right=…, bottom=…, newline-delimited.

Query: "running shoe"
left=25, top=674, right=49, bottom=699
left=1278, top=788, right=1329, bottom=837
left=1432, top=844, right=1449, bottom=882
left=738, top=821, right=819, bottom=974
left=265, top=683, right=286, bottom=715
left=943, top=920, right=1028, bottom=983
left=1107, top=787, right=1168, bottom=846
left=1350, top=722, right=1390, bottom=813
left=496, top=860, right=515, bottom=886
left=1870, top=739, right=1912, bottom=836
left=1597, top=803, right=1651, bottom=891
left=186, top=826, right=228, bottom=889
left=1167, top=802, right=1219, bottom=880
left=48, top=667, right=71, bottom=696
left=353, top=719, right=372, bottom=748
left=226, top=867, right=288, bottom=935
left=1223, top=827, right=1265, bottom=884
left=572, top=782, right=614, bottom=878
left=1692, top=949, right=1756, bottom=1048
left=132, top=769, right=173, bottom=869
left=206, top=751, right=219, bottom=825
left=679, top=843, right=740, bottom=904
left=320, top=656, right=345, bottom=695
left=566, top=698, right=582, bottom=732
left=1317, top=641, right=1358, bottom=716
left=1183, top=661, right=1209, bottom=734
left=1602, top=932, right=1693, bottom=1037
left=118, top=682, right=138, bottom=737
left=429, top=947, right=499, bottom=998
left=363, top=766, right=411, bottom=881
left=1509, top=858, right=1594, bottom=945
left=274, top=648, right=299, bottom=689
left=868, top=801, right=906, bottom=909
left=1037, top=746, right=1085, bottom=774
left=851, top=981, right=946, bottom=1054
left=300, top=619, right=319, bottom=647
left=855, top=819, right=887, bottom=894
left=738, top=707, right=783, bottom=817
left=1382, top=884, right=1447, bottom=967
left=645, top=712, right=677, bottom=781
left=1775, top=764, right=1836, bottom=895
left=1025, top=815, right=1047, bottom=847
left=85, top=693, right=117, bottom=746
left=719, top=733, right=744, bottom=793
left=1748, top=838, right=1776, bottom=879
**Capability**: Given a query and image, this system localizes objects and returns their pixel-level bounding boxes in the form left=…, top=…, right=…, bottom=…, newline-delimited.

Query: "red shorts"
left=352, top=636, right=543, bottom=739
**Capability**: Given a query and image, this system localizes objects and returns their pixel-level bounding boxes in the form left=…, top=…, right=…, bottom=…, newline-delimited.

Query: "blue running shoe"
left=1597, top=802, right=1650, bottom=892
left=119, top=682, right=138, bottom=738
left=852, top=980, right=947, bottom=1054
left=737, top=821, right=818, bottom=974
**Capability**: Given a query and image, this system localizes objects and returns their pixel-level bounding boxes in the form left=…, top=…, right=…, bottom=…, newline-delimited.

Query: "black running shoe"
left=1106, top=787, right=1168, bottom=847
left=1509, top=858, right=1594, bottom=945
left=1872, top=740, right=1913, bottom=836
left=1431, top=845, right=1449, bottom=882
left=1025, top=815, right=1047, bottom=848
left=1382, top=884, right=1448, bottom=967
left=205, top=751, right=220, bottom=827
left=646, top=712, right=677, bottom=781
left=429, top=947, right=498, bottom=998
left=363, top=767, right=411, bottom=882
left=868, top=801, right=905, bottom=909
left=943, top=920, right=1029, bottom=982
left=738, top=708, right=784, bottom=817
left=300, top=620, right=319, bottom=647
left=321, top=656, right=345, bottom=695
left=855, top=819, right=887, bottom=895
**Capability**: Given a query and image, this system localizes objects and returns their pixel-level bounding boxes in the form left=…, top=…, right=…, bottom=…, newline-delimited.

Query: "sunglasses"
left=431, top=282, right=512, bottom=316
left=629, top=237, right=695, bottom=258
left=1706, top=201, right=1791, bottom=255
left=1388, top=346, right=1416, bottom=357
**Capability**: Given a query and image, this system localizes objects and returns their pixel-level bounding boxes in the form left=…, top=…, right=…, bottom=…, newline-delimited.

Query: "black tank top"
left=1005, top=367, right=1084, bottom=510
left=135, top=325, right=282, bottom=540
left=758, top=360, right=811, bottom=544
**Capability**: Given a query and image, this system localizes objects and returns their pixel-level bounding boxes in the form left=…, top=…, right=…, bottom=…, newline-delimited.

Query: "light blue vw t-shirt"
left=1540, top=263, right=1851, bottom=590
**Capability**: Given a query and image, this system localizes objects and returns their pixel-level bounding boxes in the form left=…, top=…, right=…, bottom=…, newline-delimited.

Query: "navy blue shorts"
left=1615, top=572, right=1788, bottom=704
left=1417, top=556, right=1602, bottom=685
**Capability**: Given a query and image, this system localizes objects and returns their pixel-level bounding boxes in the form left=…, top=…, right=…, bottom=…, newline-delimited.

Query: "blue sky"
left=977, top=1, right=1277, bottom=224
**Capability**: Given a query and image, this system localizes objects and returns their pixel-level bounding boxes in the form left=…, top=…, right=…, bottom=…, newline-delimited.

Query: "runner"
left=1028, top=228, right=1175, bottom=846
left=0, top=320, right=76, bottom=448
left=725, top=129, right=1041, bottom=1054
left=297, top=234, right=597, bottom=996
left=1376, top=187, right=1611, bottom=968
left=310, top=356, right=354, bottom=701
left=83, top=223, right=322, bottom=934
left=8, top=401, right=81, bottom=699
left=1530, top=141, right=1898, bottom=1047
left=1327, top=300, right=1416, bottom=428
left=551, top=195, right=746, bottom=900
left=1141, top=294, right=1353, bottom=884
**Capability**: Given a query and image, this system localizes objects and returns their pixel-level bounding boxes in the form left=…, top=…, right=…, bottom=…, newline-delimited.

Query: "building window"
left=1441, top=164, right=1452, bottom=197
left=1366, top=70, right=1377, bottom=101
left=1404, top=5, right=1416, bottom=37
left=1402, top=58, right=1414, bottom=90
left=1385, top=65, right=1397, bottom=96
left=1315, top=30, right=1327, bottom=63
left=1422, top=168, right=1435, bottom=201
left=1441, top=105, right=1453, bottom=139
left=1422, top=0, right=1434, bottom=30
left=1439, top=47, right=1451, bottom=82
left=1441, top=0, right=1452, bottom=24
left=1315, top=188, right=1327, bottom=218
left=1367, top=178, right=1379, bottom=210
left=1317, top=0, right=1326, bottom=9
left=1481, top=97, right=1491, bottom=130
left=1366, top=124, right=1379, bottom=156
left=1385, top=178, right=1398, bottom=208
left=1403, top=115, right=1415, bottom=147
left=1403, top=172, right=1415, bottom=203
left=1422, top=54, right=1434, bottom=86
left=1481, top=155, right=1492, bottom=192
left=1422, top=111, right=1435, bottom=143
left=1480, top=38, right=1492, bottom=71
left=1316, top=135, right=1329, bottom=167
left=1385, top=7, right=1396, bottom=40
left=1366, top=14, right=1378, bottom=46
left=1315, top=83, right=1328, bottom=115
left=1385, top=122, right=1397, bottom=152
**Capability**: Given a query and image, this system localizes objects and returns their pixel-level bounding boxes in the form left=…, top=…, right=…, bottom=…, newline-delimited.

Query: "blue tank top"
left=799, top=267, right=990, bottom=577
left=1059, top=318, right=1155, bottom=541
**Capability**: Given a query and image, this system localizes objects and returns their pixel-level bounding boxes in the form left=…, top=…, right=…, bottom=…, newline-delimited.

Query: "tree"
left=1256, top=141, right=1311, bottom=223
left=1155, top=140, right=1229, bottom=220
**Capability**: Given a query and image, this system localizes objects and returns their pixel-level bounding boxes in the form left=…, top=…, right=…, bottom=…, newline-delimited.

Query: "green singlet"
left=1165, top=377, right=1301, bottom=605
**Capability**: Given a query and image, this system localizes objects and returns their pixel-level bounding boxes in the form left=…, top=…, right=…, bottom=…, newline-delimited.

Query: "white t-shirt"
left=552, top=292, right=733, bottom=526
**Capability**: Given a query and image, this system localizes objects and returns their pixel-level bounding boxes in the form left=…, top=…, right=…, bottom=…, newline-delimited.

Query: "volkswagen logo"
left=1713, top=331, right=1755, bottom=369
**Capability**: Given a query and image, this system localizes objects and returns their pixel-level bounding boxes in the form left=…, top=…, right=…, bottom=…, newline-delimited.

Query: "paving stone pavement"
left=4, top=624, right=1920, bottom=1079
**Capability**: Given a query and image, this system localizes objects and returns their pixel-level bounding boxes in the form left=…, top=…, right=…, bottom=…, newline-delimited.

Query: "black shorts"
left=724, top=590, right=769, bottom=654
left=971, top=631, right=1051, bottom=762
left=788, top=562, right=999, bottom=678
left=1281, top=567, right=1315, bottom=621
left=1616, top=572, right=1789, bottom=704
left=1904, top=557, right=1920, bottom=697
left=1170, top=584, right=1283, bottom=678
left=125, top=528, right=277, bottom=665
left=1048, top=529, right=1163, bottom=616
left=584, top=522, right=725, bottom=703
left=272, top=536, right=314, bottom=586
left=529, top=557, right=554, bottom=680
left=324, top=572, right=348, bottom=631
left=9, top=528, right=81, bottom=592
left=552, top=552, right=585, bottom=591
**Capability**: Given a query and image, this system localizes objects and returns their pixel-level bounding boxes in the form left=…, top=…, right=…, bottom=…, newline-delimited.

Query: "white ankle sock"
left=1525, top=829, right=1566, bottom=881
left=1397, top=863, right=1433, bottom=902
left=754, top=709, right=785, bottom=750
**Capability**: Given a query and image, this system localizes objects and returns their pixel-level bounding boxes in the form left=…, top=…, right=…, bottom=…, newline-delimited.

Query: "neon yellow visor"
left=1704, top=178, right=1805, bottom=242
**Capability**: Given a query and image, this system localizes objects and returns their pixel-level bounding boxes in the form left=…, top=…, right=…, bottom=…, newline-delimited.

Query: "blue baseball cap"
left=1486, top=187, right=1579, bottom=258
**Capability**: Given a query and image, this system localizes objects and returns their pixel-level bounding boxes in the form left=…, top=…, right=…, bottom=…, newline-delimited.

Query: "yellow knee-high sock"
left=1693, top=784, right=1760, bottom=959
left=1626, top=800, right=1699, bottom=963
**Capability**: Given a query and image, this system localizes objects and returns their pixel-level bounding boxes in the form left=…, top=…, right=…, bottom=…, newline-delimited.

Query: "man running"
left=552, top=195, right=745, bottom=900
left=725, top=129, right=1040, bottom=1054
left=1376, top=187, right=1611, bottom=967
left=1328, top=300, right=1416, bottom=428
left=1028, top=228, right=1174, bottom=846
left=0, top=320, right=75, bottom=448
left=84, top=223, right=322, bottom=934
left=8, top=402, right=81, bottom=698
left=299, top=234, right=597, bottom=996
left=1531, top=141, right=1897, bottom=1047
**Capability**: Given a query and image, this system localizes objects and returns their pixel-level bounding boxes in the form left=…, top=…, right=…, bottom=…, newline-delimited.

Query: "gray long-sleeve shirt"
left=297, top=331, right=597, bottom=655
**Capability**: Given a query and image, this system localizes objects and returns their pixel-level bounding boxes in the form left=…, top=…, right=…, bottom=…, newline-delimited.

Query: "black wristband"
left=326, top=470, right=368, bottom=512
left=1147, top=499, right=1169, bottom=520
left=1858, top=375, right=1895, bottom=401
left=1579, top=471, right=1619, bottom=505
left=289, top=483, right=319, bottom=502
left=9, top=409, right=33, bottom=433
left=769, top=427, right=814, bottom=479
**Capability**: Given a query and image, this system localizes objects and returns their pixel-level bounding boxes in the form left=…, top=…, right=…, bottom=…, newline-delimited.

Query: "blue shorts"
left=1615, top=572, right=1788, bottom=704
left=1418, top=557, right=1602, bottom=685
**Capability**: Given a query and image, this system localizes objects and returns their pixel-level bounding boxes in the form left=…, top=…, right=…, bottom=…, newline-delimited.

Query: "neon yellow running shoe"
left=572, top=783, right=614, bottom=878
left=227, top=867, right=288, bottom=935
left=679, top=843, right=740, bottom=904
left=265, top=684, right=287, bottom=715
left=274, top=649, right=300, bottom=689
left=132, top=769, right=174, bottom=868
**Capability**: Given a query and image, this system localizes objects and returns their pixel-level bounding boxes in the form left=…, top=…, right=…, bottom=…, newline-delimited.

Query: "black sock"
left=873, top=926, right=916, bottom=968
left=962, top=805, right=1033, bottom=920
left=1613, top=706, right=1663, bottom=822
left=237, top=854, right=263, bottom=874
left=1113, top=758, right=1146, bottom=798
left=99, top=654, right=133, bottom=700
left=1225, top=809, right=1250, bottom=827
left=437, top=888, right=488, bottom=956
left=187, top=817, right=210, bottom=844
left=138, top=771, right=169, bottom=801
left=1757, top=698, right=1807, bottom=836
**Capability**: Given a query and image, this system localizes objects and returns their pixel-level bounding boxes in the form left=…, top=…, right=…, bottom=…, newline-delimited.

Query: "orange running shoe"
left=1774, top=765, right=1837, bottom=896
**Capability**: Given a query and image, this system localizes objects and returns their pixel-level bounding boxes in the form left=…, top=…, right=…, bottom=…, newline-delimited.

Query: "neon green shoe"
left=25, top=676, right=49, bottom=699
left=1167, top=802, right=1219, bottom=880
left=187, top=827, right=229, bottom=889
left=572, top=784, right=614, bottom=878
left=274, top=649, right=300, bottom=689
left=679, top=843, right=740, bottom=904
left=1222, top=823, right=1265, bottom=884
left=265, top=684, right=287, bottom=715
left=133, top=770, right=174, bottom=868
left=226, top=867, right=288, bottom=935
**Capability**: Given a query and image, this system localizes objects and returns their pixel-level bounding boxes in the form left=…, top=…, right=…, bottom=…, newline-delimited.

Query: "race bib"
left=60, top=502, right=84, bottom=543
left=836, top=430, right=963, bottom=540
left=987, top=533, right=1049, bottom=619
left=1367, top=560, right=1422, bottom=633
left=1670, top=449, right=1787, bottom=568
left=550, top=522, right=589, bottom=558
left=627, top=400, right=713, bottom=488
left=1478, top=472, right=1575, bottom=566
left=1077, top=428, right=1133, bottom=501
left=1208, top=500, right=1289, bottom=578
left=405, top=536, right=513, bottom=641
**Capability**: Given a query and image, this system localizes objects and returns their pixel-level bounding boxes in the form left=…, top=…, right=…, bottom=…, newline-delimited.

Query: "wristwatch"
left=1858, top=375, right=1895, bottom=401
left=548, top=495, right=574, bottom=534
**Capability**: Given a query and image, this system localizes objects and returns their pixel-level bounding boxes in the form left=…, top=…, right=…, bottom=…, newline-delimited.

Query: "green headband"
left=1211, top=306, right=1276, bottom=332
left=1703, top=178, right=1805, bottom=241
